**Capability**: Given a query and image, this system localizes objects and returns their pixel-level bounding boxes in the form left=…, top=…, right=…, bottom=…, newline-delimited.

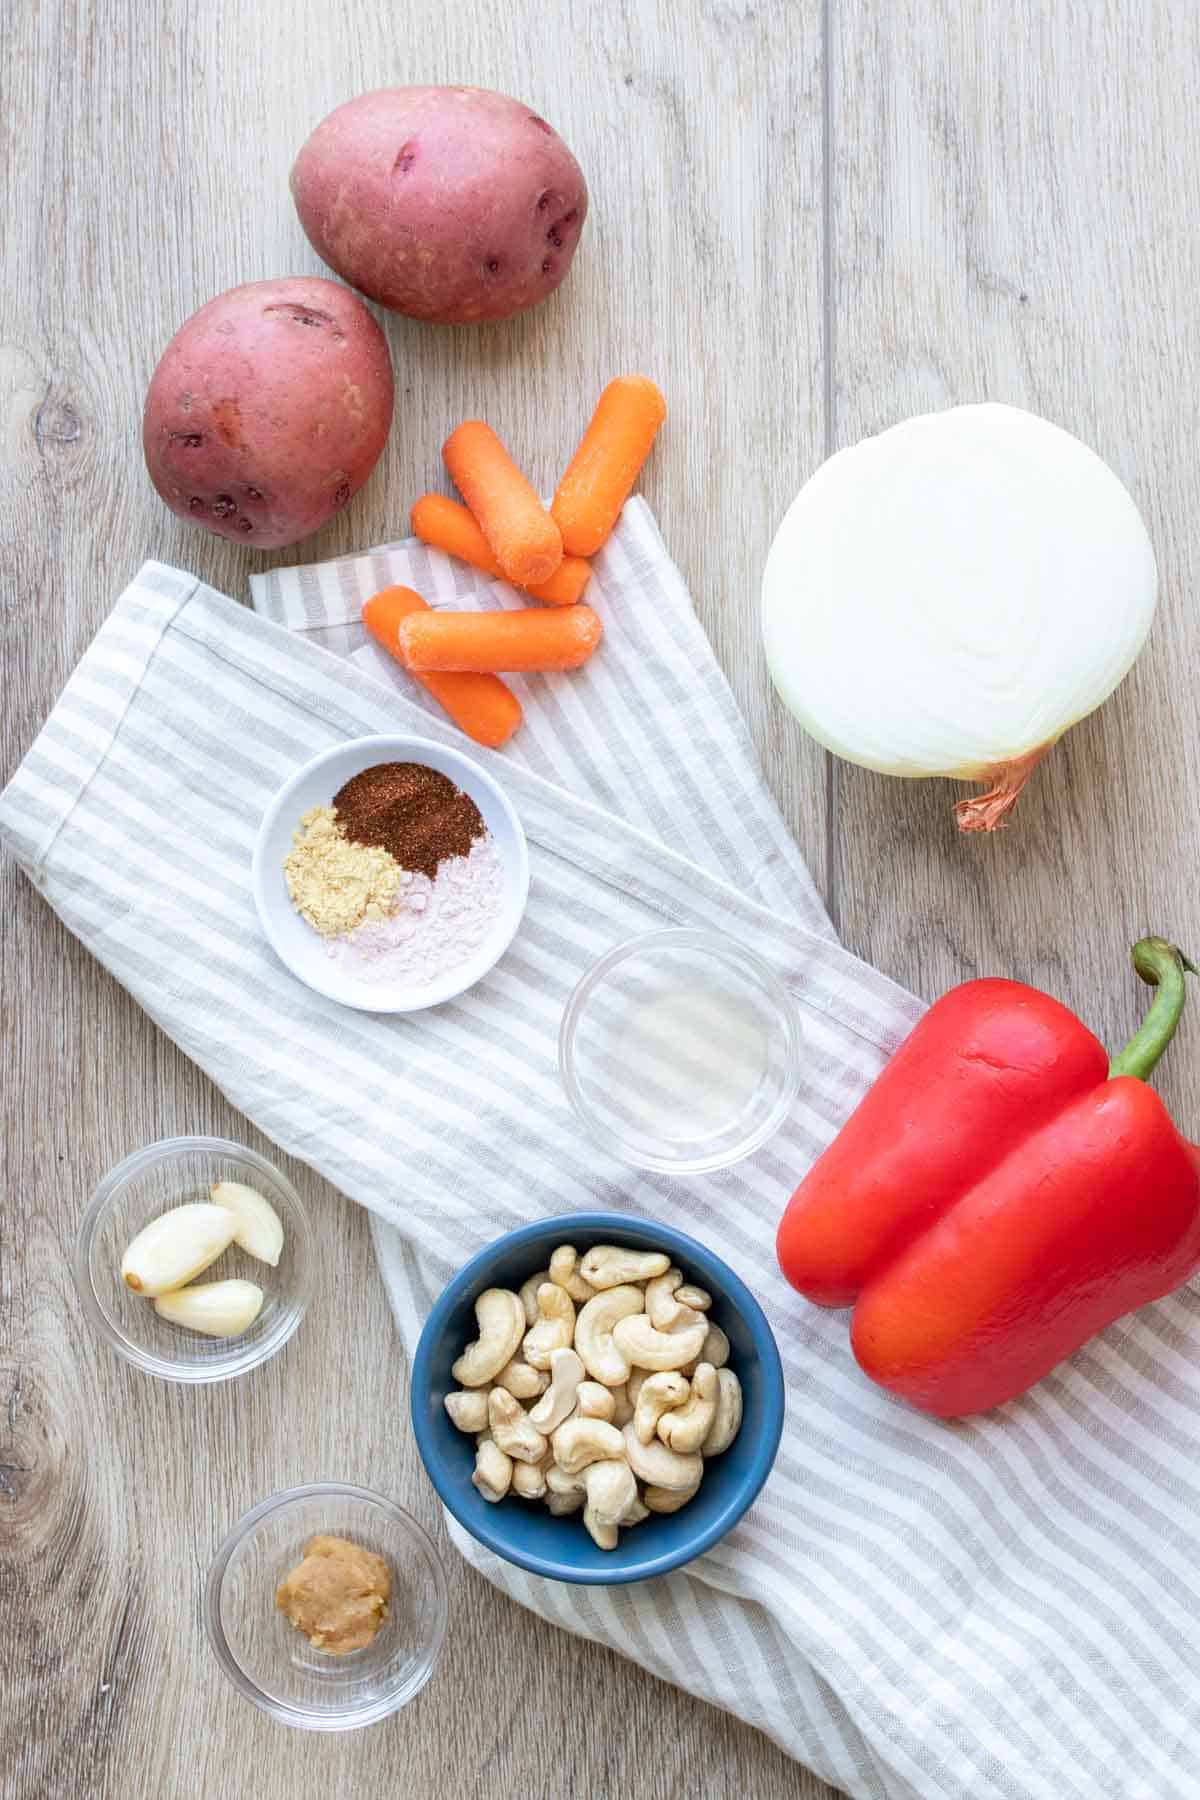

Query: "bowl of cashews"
left=410, top=1213, right=785, bottom=1584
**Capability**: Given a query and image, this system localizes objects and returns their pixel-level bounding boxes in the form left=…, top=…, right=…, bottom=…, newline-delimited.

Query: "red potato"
left=142, top=277, right=394, bottom=549
left=290, top=86, right=587, bottom=325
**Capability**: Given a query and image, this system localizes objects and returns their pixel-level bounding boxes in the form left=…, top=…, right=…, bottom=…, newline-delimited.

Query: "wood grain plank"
left=829, top=0, right=1200, bottom=1142
left=0, top=0, right=836, bottom=1795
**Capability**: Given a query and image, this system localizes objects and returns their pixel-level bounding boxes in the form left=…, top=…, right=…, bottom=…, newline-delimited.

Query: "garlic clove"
left=121, top=1204, right=238, bottom=1296
left=153, top=1278, right=264, bottom=1338
left=210, top=1180, right=284, bottom=1267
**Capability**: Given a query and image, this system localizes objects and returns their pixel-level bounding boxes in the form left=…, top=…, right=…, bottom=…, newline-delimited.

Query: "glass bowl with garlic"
left=74, top=1136, right=313, bottom=1382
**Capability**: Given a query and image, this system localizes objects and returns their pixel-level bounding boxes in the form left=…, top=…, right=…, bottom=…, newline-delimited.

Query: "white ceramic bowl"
left=253, top=735, right=529, bottom=1013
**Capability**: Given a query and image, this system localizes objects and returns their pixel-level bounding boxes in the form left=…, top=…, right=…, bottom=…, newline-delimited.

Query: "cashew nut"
left=444, top=1389, right=490, bottom=1434
left=573, top=1284, right=644, bottom=1385
left=702, top=1368, right=743, bottom=1456
left=621, top=1421, right=703, bottom=1491
left=472, top=1437, right=513, bottom=1503
left=644, top=1268, right=681, bottom=1329
left=488, top=1388, right=549, bottom=1465
left=545, top=1464, right=586, bottom=1514
left=546, top=1464, right=587, bottom=1496
left=582, top=1457, right=641, bottom=1550
left=609, top=1382, right=635, bottom=1427
left=494, top=1357, right=549, bottom=1399
left=522, top=1282, right=576, bottom=1369
left=644, top=1268, right=704, bottom=1332
left=518, top=1268, right=551, bottom=1326
left=552, top=1416, right=625, bottom=1474
left=579, top=1245, right=671, bottom=1290
left=575, top=1381, right=616, bottom=1422
left=612, top=1312, right=707, bottom=1372
left=583, top=1458, right=638, bottom=1527
left=676, top=1283, right=711, bottom=1312
left=452, top=1288, right=526, bottom=1388
left=626, top=1367, right=650, bottom=1409
left=634, top=1371, right=691, bottom=1444
left=548, top=1244, right=597, bottom=1303
left=643, top=1478, right=702, bottom=1513
left=622, top=1497, right=651, bottom=1526
left=512, top=1457, right=551, bottom=1500
left=681, top=1320, right=730, bottom=1378
left=583, top=1505, right=618, bottom=1549
left=658, top=1363, right=718, bottom=1454
left=528, top=1346, right=585, bottom=1433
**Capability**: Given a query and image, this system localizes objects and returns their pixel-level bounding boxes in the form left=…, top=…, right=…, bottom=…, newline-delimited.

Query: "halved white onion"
left=761, top=403, right=1157, bottom=830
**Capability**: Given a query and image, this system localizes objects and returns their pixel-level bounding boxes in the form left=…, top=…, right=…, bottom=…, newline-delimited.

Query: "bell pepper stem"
left=1108, top=937, right=1199, bottom=1081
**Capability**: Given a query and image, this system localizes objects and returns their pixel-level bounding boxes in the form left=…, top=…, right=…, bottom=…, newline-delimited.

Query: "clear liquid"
left=574, top=947, right=780, bottom=1156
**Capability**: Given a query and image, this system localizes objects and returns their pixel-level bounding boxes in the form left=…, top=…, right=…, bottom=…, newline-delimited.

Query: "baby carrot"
left=397, top=604, right=603, bottom=675
left=443, top=421, right=563, bottom=587
left=551, top=376, right=667, bottom=557
left=362, top=586, right=523, bottom=749
left=411, top=493, right=592, bottom=607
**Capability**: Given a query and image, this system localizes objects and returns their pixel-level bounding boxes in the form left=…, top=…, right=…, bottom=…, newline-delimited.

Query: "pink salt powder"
left=329, top=834, right=506, bottom=987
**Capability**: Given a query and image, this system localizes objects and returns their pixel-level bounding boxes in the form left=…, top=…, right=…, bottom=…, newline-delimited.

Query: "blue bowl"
left=410, top=1213, right=785, bottom=1585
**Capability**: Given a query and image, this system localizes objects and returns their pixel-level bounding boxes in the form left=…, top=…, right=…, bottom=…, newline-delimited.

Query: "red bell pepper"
left=776, top=938, right=1200, bottom=1416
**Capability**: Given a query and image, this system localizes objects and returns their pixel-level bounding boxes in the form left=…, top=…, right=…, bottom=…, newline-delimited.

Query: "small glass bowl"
left=204, top=1483, right=448, bottom=1730
left=559, top=928, right=802, bottom=1173
left=73, top=1135, right=313, bottom=1383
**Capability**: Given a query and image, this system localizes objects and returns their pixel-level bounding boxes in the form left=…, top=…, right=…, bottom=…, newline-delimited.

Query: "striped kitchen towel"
left=3, top=502, right=1199, bottom=1800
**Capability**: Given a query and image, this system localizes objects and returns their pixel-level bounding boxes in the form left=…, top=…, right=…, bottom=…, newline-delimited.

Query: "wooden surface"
left=831, top=0, right=1200, bottom=1146
left=3, top=2, right=1198, bottom=1796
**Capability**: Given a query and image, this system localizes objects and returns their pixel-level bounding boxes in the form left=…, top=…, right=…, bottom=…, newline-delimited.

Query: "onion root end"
left=954, top=743, right=1055, bottom=833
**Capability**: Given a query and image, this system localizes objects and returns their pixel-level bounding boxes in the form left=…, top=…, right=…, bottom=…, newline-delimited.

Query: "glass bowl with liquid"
left=558, top=929, right=802, bottom=1173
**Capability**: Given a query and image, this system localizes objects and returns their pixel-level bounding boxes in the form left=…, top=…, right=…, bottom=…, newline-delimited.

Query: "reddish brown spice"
left=333, top=761, right=485, bottom=880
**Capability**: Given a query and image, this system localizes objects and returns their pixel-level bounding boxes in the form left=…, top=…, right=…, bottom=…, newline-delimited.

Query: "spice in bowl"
left=283, top=761, right=505, bottom=986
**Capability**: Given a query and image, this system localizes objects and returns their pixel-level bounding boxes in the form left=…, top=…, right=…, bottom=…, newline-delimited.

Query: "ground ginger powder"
left=284, top=806, right=401, bottom=937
